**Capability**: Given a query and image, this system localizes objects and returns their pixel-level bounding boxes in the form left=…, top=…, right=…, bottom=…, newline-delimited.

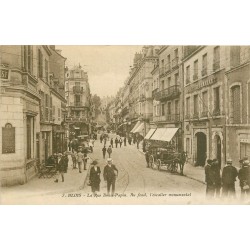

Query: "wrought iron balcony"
left=73, top=86, right=84, bottom=93
left=201, top=67, right=207, bottom=77
left=213, top=61, right=220, bottom=71
left=65, top=117, right=88, bottom=122
left=152, top=88, right=159, bottom=98
left=154, top=85, right=181, bottom=101
left=166, top=113, right=180, bottom=122
left=172, top=57, right=179, bottom=69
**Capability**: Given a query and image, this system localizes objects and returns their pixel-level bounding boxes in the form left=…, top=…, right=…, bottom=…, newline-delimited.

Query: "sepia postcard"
left=1, top=45, right=250, bottom=205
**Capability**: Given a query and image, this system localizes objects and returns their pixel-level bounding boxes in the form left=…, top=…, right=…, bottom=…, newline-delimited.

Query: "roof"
left=150, top=128, right=179, bottom=142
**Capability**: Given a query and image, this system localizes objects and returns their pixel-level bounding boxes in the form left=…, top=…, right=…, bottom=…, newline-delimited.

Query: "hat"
left=91, top=160, right=98, bottom=165
left=207, top=159, right=213, bottom=164
left=243, top=160, right=250, bottom=166
left=107, top=158, right=112, bottom=163
left=226, top=159, right=232, bottom=164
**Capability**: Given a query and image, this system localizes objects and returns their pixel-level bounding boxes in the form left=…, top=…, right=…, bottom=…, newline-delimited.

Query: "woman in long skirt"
left=89, top=160, right=101, bottom=194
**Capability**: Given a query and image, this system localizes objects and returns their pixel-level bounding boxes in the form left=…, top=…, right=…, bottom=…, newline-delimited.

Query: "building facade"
left=65, top=65, right=91, bottom=139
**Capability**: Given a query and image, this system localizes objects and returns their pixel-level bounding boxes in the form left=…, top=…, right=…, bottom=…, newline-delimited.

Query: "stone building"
left=183, top=46, right=227, bottom=167
left=225, top=46, right=250, bottom=165
left=65, top=65, right=91, bottom=139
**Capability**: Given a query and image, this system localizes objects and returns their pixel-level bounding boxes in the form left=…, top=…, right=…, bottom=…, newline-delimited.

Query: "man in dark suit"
left=103, top=158, right=118, bottom=196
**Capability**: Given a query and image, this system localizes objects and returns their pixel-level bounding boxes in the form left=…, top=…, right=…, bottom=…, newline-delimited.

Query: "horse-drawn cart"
left=145, top=128, right=187, bottom=175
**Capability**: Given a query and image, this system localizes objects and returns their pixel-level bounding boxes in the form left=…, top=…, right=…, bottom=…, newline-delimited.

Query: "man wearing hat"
left=103, top=158, right=118, bottom=196
left=221, top=159, right=238, bottom=198
left=238, top=160, right=250, bottom=198
left=205, top=159, right=214, bottom=196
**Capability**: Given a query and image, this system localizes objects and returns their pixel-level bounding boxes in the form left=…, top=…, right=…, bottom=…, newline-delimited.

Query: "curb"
left=137, top=148, right=205, bottom=185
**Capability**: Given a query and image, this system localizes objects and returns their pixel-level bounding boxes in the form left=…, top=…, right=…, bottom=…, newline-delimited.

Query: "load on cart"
left=144, top=128, right=187, bottom=175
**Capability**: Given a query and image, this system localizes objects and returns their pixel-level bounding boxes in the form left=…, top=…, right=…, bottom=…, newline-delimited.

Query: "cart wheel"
left=149, top=155, right=154, bottom=169
left=156, top=159, right=161, bottom=170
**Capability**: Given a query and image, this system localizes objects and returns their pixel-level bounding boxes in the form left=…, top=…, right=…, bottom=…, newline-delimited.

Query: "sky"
left=57, top=45, right=142, bottom=98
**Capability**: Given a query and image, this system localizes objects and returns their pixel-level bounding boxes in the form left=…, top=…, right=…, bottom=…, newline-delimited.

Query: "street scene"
left=1, top=45, right=250, bottom=204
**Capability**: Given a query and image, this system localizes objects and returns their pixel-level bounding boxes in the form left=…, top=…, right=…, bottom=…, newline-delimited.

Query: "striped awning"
left=150, top=128, right=179, bottom=142
left=134, top=122, right=144, bottom=133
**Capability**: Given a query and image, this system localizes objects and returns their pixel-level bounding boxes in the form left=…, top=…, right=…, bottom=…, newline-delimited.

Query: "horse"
left=178, top=151, right=187, bottom=175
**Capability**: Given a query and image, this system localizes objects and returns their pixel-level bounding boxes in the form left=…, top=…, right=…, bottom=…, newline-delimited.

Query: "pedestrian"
left=205, top=159, right=215, bottom=197
left=107, top=145, right=112, bottom=158
left=221, top=159, right=238, bottom=198
left=238, top=160, right=250, bottom=199
left=83, top=153, right=89, bottom=170
left=145, top=151, right=150, bottom=168
left=100, top=135, right=103, bottom=144
left=119, top=137, right=123, bottom=148
left=71, top=151, right=77, bottom=169
left=102, top=145, right=107, bottom=159
left=89, top=140, right=93, bottom=153
left=124, top=137, right=127, bottom=146
left=89, top=160, right=101, bottom=194
left=110, top=138, right=114, bottom=148
left=115, top=137, right=118, bottom=148
left=77, top=150, right=84, bottom=173
left=54, top=153, right=66, bottom=183
left=212, top=159, right=221, bottom=198
left=136, top=139, right=140, bottom=149
left=63, top=152, right=69, bottom=173
left=103, top=158, right=118, bottom=196
left=128, top=137, right=132, bottom=145
left=68, top=141, right=71, bottom=151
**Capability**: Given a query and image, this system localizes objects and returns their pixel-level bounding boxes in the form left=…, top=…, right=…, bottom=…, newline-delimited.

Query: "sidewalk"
left=0, top=156, right=90, bottom=200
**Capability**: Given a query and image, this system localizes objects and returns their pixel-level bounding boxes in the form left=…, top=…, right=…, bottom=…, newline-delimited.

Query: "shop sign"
left=0, top=68, right=10, bottom=80
left=2, top=123, right=15, bottom=154
left=240, top=138, right=250, bottom=144
left=193, top=122, right=207, bottom=127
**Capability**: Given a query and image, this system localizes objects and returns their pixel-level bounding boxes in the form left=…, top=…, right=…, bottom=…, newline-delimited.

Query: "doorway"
left=196, top=132, right=207, bottom=166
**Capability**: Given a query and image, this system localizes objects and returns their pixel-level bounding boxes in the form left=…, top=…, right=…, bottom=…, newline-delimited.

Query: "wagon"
left=148, top=146, right=180, bottom=172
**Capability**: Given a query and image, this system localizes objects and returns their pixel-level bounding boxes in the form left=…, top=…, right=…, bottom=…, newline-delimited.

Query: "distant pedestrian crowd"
left=205, top=157, right=250, bottom=200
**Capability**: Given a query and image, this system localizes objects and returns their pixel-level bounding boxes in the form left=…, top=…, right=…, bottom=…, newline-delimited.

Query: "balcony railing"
left=153, top=116, right=166, bottom=122
left=73, top=86, right=84, bottom=93
left=213, top=61, right=220, bottom=71
left=172, top=57, right=179, bottom=69
left=201, top=110, right=209, bottom=118
left=154, top=85, right=181, bottom=101
left=65, top=117, right=88, bottom=122
left=152, top=88, right=159, bottom=98
left=201, top=67, right=207, bottom=77
left=193, top=74, right=198, bottom=81
left=153, top=113, right=180, bottom=123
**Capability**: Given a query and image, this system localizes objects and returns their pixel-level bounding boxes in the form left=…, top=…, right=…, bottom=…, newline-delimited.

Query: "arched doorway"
left=215, top=135, right=221, bottom=169
left=196, top=132, right=207, bottom=166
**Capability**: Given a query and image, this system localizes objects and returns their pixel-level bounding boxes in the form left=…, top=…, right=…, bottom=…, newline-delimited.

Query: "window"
left=75, top=95, right=81, bottom=106
left=58, top=108, right=61, bottom=118
left=186, top=138, right=190, bottom=156
left=167, top=77, right=171, bottom=88
left=167, top=102, right=171, bottom=115
left=202, top=91, right=208, bottom=112
left=202, top=53, right=207, bottom=76
left=230, top=46, right=240, bottom=68
left=38, top=49, right=43, bottom=78
left=45, top=59, right=48, bottom=82
left=240, top=143, right=250, bottom=159
left=161, top=80, right=164, bottom=90
left=52, top=106, right=55, bottom=115
left=27, top=46, right=32, bottom=73
left=193, top=60, right=198, bottom=80
left=175, top=100, right=179, bottom=114
left=45, top=94, right=49, bottom=121
left=174, top=48, right=178, bottom=59
left=186, top=65, right=190, bottom=84
left=213, top=46, right=220, bottom=71
left=161, top=59, right=164, bottom=67
left=213, top=87, right=220, bottom=115
left=174, top=73, right=179, bottom=85
left=26, top=116, right=33, bottom=159
left=194, top=95, right=199, bottom=115
left=232, top=85, right=241, bottom=123
left=186, top=97, right=190, bottom=116
left=167, top=54, right=170, bottom=64
left=161, top=103, right=165, bottom=116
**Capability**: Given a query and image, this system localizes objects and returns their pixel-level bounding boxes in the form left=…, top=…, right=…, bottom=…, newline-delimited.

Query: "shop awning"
left=144, top=128, right=156, bottom=139
left=150, top=128, right=179, bottom=142
left=134, top=122, right=144, bottom=133
left=130, top=121, right=141, bottom=133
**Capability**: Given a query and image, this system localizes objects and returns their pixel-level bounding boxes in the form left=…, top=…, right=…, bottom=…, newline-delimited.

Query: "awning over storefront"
left=144, top=128, right=156, bottom=139
left=130, top=121, right=141, bottom=133
left=134, top=122, right=144, bottom=134
left=150, top=128, right=179, bottom=142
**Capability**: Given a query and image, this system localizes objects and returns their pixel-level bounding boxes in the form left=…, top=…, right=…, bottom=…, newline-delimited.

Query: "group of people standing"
left=101, top=136, right=126, bottom=159
left=89, top=158, right=118, bottom=196
left=205, top=157, right=250, bottom=199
